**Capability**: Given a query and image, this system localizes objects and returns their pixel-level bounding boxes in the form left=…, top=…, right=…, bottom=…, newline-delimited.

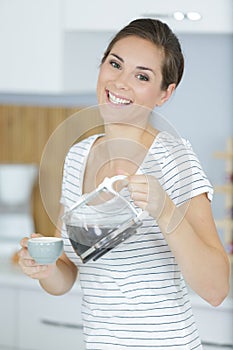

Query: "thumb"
left=114, top=169, right=130, bottom=191
left=20, top=233, right=43, bottom=248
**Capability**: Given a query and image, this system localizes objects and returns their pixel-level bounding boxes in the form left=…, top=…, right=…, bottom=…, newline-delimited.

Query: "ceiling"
left=140, top=0, right=233, bottom=34
left=65, top=0, right=233, bottom=34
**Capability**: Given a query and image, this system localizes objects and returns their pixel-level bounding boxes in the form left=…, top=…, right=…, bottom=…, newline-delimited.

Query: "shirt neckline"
left=79, top=131, right=168, bottom=196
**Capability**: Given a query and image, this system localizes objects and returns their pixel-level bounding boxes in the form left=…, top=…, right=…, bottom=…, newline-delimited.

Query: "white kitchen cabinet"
left=0, top=0, right=63, bottom=94
left=0, top=264, right=85, bottom=350
left=18, top=288, right=85, bottom=350
left=0, top=286, right=18, bottom=348
left=64, top=0, right=233, bottom=34
left=64, top=0, right=134, bottom=32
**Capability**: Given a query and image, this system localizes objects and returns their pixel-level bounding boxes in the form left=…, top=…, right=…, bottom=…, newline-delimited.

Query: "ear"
left=157, top=83, right=176, bottom=106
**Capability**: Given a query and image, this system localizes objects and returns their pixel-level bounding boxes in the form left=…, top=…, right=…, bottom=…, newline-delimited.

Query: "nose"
left=114, top=71, right=130, bottom=90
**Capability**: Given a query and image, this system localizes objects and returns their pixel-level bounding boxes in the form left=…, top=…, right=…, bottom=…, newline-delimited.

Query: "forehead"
left=110, top=35, right=164, bottom=67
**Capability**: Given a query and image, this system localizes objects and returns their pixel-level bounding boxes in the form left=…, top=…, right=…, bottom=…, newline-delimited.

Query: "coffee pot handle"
left=100, top=175, right=128, bottom=194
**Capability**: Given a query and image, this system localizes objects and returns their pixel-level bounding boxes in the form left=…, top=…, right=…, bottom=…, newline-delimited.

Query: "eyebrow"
left=110, top=53, right=156, bottom=74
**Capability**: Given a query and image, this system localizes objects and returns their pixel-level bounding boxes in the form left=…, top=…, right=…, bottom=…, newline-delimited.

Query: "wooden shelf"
left=214, top=184, right=233, bottom=193
left=214, top=151, right=233, bottom=159
left=215, top=219, right=233, bottom=229
left=214, top=138, right=233, bottom=257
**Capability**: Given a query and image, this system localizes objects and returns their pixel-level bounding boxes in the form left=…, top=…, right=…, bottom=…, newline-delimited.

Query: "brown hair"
left=101, top=18, right=184, bottom=90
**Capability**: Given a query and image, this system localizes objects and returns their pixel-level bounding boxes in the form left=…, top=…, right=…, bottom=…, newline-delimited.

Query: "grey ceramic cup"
left=27, top=237, right=63, bottom=264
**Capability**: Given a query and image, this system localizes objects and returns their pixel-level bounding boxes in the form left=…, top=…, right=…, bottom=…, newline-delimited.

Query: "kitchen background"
left=0, top=0, right=232, bottom=349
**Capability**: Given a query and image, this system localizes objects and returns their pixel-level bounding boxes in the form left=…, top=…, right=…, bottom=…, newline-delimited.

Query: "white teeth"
left=108, top=91, right=131, bottom=105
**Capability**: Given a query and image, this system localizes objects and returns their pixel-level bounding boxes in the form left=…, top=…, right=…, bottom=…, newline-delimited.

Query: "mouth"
left=107, top=90, right=132, bottom=106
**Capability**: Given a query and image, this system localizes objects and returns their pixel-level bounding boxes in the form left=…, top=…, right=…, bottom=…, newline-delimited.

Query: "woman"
left=18, top=18, right=230, bottom=349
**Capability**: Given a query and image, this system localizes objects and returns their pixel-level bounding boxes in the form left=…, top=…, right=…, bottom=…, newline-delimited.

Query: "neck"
left=104, top=121, right=158, bottom=145
left=99, top=123, right=158, bottom=169
left=104, top=122, right=145, bottom=140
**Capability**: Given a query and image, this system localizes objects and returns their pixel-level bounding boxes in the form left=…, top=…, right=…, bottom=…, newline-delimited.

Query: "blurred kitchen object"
left=0, top=164, right=38, bottom=262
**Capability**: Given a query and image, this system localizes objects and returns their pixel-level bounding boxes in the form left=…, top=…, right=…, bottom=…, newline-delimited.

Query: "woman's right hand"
left=18, top=233, right=57, bottom=280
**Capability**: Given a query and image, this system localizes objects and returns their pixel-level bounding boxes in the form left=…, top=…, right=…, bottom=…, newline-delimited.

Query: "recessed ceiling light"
left=173, top=11, right=185, bottom=21
left=186, top=12, right=202, bottom=21
left=142, top=11, right=202, bottom=22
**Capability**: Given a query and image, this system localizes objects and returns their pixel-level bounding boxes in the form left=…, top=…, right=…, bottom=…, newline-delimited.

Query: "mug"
left=27, top=237, right=63, bottom=264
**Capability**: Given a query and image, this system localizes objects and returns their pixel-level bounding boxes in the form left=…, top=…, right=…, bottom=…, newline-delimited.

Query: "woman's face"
left=97, top=36, right=174, bottom=113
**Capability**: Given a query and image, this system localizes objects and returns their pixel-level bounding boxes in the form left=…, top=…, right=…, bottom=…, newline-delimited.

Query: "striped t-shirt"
left=61, top=131, right=213, bottom=350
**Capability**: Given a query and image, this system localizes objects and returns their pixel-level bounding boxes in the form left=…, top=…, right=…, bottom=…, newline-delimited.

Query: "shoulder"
left=154, top=132, right=213, bottom=203
left=149, top=131, right=196, bottom=166
left=155, top=131, right=192, bottom=152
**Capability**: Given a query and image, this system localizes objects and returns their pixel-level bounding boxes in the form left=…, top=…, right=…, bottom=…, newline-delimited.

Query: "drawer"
left=18, top=288, right=85, bottom=350
left=0, top=287, right=18, bottom=348
left=203, top=344, right=233, bottom=350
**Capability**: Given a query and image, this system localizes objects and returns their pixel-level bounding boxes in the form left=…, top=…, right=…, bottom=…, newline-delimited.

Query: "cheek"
left=96, top=65, right=110, bottom=88
left=136, top=87, right=160, bottom=109
left=98, top=64, right=110, bottom=82
left=96, top=68, right=106, bottom=99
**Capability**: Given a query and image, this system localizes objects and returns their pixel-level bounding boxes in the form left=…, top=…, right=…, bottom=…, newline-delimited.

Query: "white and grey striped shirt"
left=61, top=131, right=213, bottom=350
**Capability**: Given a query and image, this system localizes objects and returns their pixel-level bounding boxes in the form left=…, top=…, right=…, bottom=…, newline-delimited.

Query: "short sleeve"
left=159, top=135, right=213, bottom=206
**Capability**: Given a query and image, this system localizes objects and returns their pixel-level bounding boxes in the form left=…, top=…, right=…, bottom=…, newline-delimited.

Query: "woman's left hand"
left=127, top=174, right=167, bottom=219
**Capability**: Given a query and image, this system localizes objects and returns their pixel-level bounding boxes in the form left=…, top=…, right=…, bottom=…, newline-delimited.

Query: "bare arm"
left=127, top=175, right=230, bottom=306
left=157, top=193, right=230, bottom=306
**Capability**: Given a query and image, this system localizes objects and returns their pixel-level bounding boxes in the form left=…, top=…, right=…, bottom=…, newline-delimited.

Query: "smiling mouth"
left=107, top=91, right=132, bottom=105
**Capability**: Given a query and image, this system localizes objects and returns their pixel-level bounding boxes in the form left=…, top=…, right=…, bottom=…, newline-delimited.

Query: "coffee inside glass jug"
left=62, top=176, right=146, bottom=263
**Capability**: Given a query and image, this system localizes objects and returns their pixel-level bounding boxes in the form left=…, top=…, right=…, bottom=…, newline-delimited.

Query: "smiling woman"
left=100, top=18, right=184, bottom=88
left=18, top=18, right=230, bottom=350
left=97, top=36, right=176, bottom=112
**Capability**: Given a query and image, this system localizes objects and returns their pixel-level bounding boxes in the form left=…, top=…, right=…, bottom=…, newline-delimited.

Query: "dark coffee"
left=66, top=222, right=141, bottom=263
left=66, top=225, right=111, bottom=246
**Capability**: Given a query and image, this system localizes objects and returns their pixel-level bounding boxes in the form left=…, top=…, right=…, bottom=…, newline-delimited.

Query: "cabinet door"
left=0, top=0, right=63, bottom=93
left=18, top=288, right=85, bottom=350
left=0, top=286, right=17, bottom=348
left=64, top=0, right=133, bottom=31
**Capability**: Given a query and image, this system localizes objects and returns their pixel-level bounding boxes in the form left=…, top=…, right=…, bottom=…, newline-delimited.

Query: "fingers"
left=19, top=261, right=50, bottom=280
left=20, top=233, right=42, bottom=248
left=127, top=175, right=166, bottom=218
left=115, top=173, right=165, bottom=217
left=18, top=248, right=51, bottom=280
left=127, top=175, right=149, bottom=209
left=128, top=175, right=149, bottom=197
left=128, top=182, right=148, bottom=194
left=20, top=237, right=29, bottom=248
left=18, top=233, right=50, bottom=280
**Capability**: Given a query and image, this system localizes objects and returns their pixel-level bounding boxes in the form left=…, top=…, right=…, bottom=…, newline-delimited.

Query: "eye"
left=136, top=73, right=149, bottom=82
left=110, top=60, right=121, bottom=69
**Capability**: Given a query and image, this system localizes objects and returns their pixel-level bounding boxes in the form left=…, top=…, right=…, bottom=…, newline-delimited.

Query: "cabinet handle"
left=202, top=341, right=233, bottom=348
left=40, top=318, right=83, bottom=330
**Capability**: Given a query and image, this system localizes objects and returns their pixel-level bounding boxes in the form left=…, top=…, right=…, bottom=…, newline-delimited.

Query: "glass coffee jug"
left=62, top=175, right=148, bottom=263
